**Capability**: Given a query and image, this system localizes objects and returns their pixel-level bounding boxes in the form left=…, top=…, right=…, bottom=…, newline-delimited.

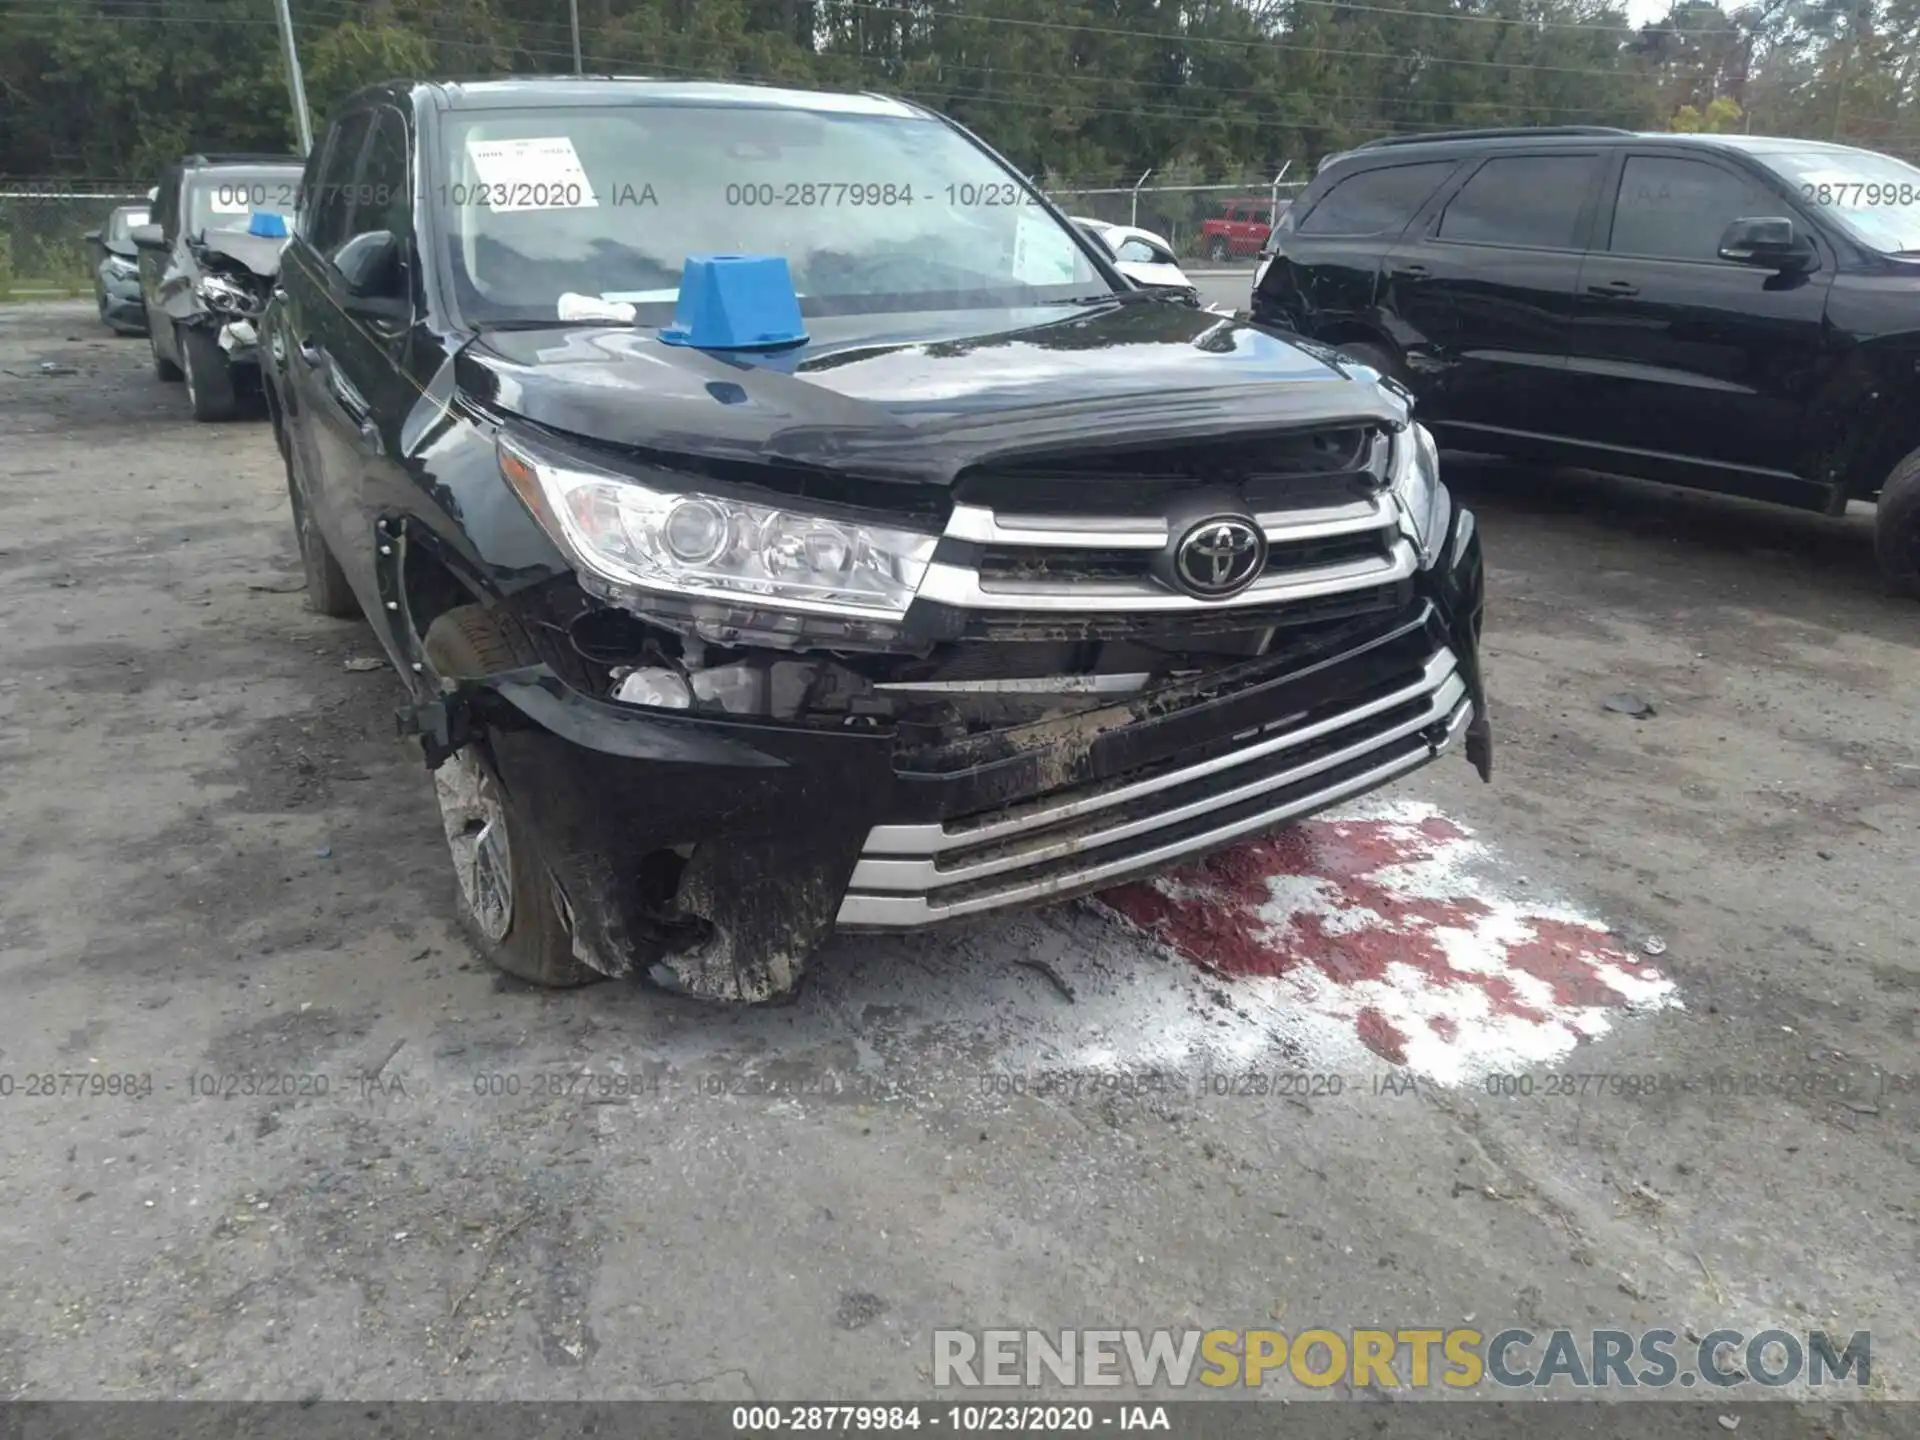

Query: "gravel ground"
left=0, top=300, right=1914, bottom=1411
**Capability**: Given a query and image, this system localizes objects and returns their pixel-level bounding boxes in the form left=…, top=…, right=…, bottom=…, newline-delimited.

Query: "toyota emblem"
left=1172, top=516, right=1266, bottom=598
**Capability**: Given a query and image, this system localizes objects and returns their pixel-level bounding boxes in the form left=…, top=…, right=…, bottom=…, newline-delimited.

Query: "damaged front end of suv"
left=139, top=155, right=303, bottom=421
left=374, top=318, right=1490, bottom=1005
left=184, top=224, right=283, bottom=367
left=269, top=80, right=1491, bottom=1004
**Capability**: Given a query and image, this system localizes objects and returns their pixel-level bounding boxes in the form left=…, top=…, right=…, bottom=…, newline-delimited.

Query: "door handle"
left=1393, top=263, right=1431, bottom=282
left=1586, top=280, right=1639, bottom=298
left=326, top=366, right=373, bottom=429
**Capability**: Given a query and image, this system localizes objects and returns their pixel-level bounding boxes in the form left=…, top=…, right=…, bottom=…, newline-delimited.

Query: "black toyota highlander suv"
left=263, top=77, right=1490, bottom=1002
left=1252, top=126, right=1920, bottom=595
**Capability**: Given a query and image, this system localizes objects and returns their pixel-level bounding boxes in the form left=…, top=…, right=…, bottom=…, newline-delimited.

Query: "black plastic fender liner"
left=468, top=667, right=794, bottom=770
left=471, top=683, right=897, bottom=991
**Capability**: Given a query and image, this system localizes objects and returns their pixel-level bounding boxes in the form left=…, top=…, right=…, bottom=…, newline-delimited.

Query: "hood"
left=456, top=299, right=1407, bottom=485
left=195, top=226, right=287, bottom=278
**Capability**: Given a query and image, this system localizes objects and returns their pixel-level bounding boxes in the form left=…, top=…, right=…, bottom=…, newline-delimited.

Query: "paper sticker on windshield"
left=1011, top=208, right=1080, bottom=287
left=209, top=191, right=253, bottom=215
left=462, top=137, right=599, bottom=212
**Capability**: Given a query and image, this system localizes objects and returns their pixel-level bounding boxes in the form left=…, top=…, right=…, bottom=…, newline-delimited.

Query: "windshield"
left=186, top=168, right=303, bottom=236
left=1757, top=146, right=1920, bottom=254
left=108, top=208, right=147, bottom=243
left=433, top=103, right=1108, bottom=325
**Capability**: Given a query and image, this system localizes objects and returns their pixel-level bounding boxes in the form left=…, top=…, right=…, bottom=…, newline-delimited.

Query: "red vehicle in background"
left=1200, top=197, right=1284, bottom=261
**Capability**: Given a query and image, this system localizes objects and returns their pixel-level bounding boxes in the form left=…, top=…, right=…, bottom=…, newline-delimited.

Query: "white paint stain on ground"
left=1096, top=797, right=1681, bottom=1088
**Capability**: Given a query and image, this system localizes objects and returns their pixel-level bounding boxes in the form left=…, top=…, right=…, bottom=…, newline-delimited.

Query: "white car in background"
left=1070, top=217, right=1197, bottom=302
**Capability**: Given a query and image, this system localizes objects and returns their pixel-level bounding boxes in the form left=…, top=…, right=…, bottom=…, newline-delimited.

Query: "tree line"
left=0, top=0, right=1915, bottom=185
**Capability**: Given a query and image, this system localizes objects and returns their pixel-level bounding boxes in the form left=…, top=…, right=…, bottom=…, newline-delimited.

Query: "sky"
left=1623, top=0, right=1679, bottom=25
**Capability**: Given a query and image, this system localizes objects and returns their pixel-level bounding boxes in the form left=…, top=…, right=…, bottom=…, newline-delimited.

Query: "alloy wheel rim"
left=433, top=748, right=514, bottom=943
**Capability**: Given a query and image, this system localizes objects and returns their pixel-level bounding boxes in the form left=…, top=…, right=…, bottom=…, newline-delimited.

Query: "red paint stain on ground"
left=1099, top=805, right=1671, bottom=1072
left=1356, top=1007, right=1409, bottom=1065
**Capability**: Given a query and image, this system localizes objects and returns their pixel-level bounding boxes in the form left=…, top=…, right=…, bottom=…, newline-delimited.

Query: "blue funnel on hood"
left=248, top=211, right=288, bottom=238
left=658, top=255, right=808, bottom=352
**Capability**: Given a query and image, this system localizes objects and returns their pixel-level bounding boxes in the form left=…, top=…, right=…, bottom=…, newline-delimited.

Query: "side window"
left=1297, top=161, right=1455, bottom=237
left=1253, top=207, right=1273, bottom=226
left=1607, top=155, right=1777, bottom=262
left=349, top=108, right=412, bottom=242
left=304, top=111, right=371, bottom=260
left=1438, top=155, right=1602, bottom=249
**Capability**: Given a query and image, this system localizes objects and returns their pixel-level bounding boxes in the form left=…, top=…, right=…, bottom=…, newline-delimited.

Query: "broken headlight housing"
left=1389, top=421, right=1449, bottom=570
left=195, top=272, right=256, bottom=314
left=498, top=435, right=939, bottom=620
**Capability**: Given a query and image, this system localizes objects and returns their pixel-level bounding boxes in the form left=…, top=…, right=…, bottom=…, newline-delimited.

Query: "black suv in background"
left=1253, top=126, right=1920, bottom=594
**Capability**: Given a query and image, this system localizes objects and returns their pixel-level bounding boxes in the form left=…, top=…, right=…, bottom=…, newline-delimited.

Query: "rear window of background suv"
left=1437, top=154, right=1601, bottom=250
left=1295, top=160, right=1456, bottom=237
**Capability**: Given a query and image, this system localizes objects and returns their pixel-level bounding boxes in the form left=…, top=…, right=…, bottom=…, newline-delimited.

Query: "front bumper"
left=837, top=627, right=1473, bottom=929
left=406, top=508, right=1489, bottom=998
left=214, top=317, right=261, bottom=366
left=99, top=274, right=145, bottom=331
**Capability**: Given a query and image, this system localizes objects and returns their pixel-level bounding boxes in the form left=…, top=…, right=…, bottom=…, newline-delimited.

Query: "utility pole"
left=271, top=0, right=313, bottom=154
left=569, top=0, right=584, bottom=73
left=1830, top=0, right=1862, bottom=141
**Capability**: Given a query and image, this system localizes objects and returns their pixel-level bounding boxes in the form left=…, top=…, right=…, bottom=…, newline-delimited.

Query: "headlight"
left=1389, top=421, right=1450, bottom=570
left=498, top=436, right=938, bottom=620
left=195, top=273, right=254, bottom=312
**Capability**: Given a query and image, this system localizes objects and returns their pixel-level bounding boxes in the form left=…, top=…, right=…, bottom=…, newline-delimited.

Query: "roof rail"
left=1352, top=126, right=1633, bottom=151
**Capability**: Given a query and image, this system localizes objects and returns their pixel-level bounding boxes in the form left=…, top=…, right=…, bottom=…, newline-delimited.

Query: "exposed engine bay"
left=528, top=578, right=1301, bottom=768
left=183, top=226, right=282, bottom=360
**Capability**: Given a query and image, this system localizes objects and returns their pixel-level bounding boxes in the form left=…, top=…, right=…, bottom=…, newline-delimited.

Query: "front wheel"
left=422, top=606, right=604, bottom=988
left=179, top=325, right=238, bottom=421
left=1874, top=446, right=1920, bottom=598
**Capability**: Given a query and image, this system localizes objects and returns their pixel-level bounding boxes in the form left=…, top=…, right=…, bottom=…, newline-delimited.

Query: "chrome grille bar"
left=835, top=698, right=1470, bottom=930
left=866, top=648, right=1458, bottom=858
left=919, top=538, right=1416, bottom=611
left=835, top=650, right=1471, bottom=930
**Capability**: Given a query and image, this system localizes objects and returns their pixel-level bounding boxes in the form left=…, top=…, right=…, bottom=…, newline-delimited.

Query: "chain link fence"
left=0, top=181, right=152, bottom=297
left=1041, top=173, right=1308, bottom=261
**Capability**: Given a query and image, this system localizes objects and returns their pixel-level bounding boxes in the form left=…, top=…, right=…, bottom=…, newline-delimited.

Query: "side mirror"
left=335, top=230, right=402, bottom=299
left=1718, top=216, right=1814, bottom=272
left=129, top=223, right=165, bottom=249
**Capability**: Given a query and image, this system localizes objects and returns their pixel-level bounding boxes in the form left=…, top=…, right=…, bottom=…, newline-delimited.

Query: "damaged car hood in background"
left=454, top=301, right=1411, bottom=484
left=196, top=226, right=288, bottom=277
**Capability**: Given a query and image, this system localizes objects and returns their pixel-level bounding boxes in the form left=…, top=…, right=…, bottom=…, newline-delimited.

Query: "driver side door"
left=304, top=105, right=418, bottom=612
left=1563, top=150, right=1834, bottom=500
